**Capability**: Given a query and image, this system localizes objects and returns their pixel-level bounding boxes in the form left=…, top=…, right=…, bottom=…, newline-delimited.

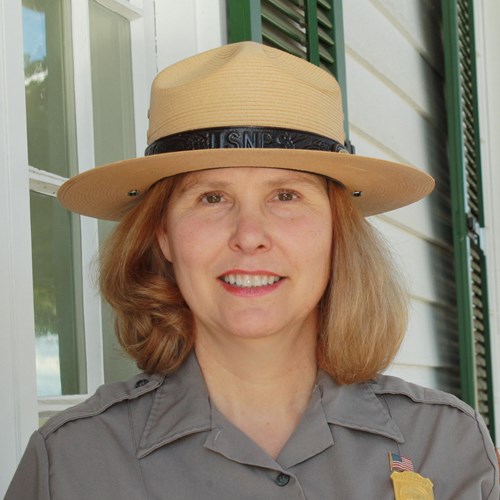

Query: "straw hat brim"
left=57, top=148, right=435, bottom=220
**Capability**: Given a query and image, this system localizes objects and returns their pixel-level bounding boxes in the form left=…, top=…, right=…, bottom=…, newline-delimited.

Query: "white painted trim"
left=155, top=0, right=225, bottom=70
left=130, top=0, right=155, bottom=156
left=72, top=2, right=97, bottom=175
left=71, top=1, right=105, bottom=392
left=29, top=166, right=66, bottom=196
left=474, top=0, right=500, bottom=444
left=79, top=216, right=104, bottom=394
left=38, top=394, right=89, bottom=414
left=38, top=395, right=89, bottom=427
left=194, top=0, right=227, bottom=52
left=94, top=0, right=143, bottom=20
left=0, top=1, right=38, bottom=495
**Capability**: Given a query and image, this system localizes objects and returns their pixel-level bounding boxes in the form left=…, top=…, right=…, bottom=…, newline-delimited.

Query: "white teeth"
left=222, top=274, right=281, bottom=288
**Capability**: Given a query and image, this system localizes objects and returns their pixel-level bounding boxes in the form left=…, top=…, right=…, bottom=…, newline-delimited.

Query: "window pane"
left=89, top=0, right=136, bottom=165
left=89, top=0, right=139, bottom=382
left=30, top=192, right=86, bottom=396
left=22, top=0, right=77, bottom=177
left=23, top=0, right=85, bottom=397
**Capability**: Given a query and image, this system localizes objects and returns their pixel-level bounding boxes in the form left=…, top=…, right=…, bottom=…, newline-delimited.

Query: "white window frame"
left=21, top=0, right=156, bottom=418
left=1, top=3, right=39, bottom=491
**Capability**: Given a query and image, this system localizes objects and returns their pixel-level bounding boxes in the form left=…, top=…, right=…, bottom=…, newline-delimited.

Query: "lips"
left=221, top=273, right=283, bottom=288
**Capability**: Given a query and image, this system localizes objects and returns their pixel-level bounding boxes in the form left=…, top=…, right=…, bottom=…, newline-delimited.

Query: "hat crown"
left=147, top=42, right=346, bottom=145
left=57, top=41, right=435, bottom=221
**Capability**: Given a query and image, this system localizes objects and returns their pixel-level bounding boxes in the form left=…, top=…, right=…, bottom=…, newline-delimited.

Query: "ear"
left=156, top=228, right=172, bottom=262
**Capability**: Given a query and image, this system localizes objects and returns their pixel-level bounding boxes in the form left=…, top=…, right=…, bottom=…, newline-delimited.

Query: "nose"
left=228, top=205, right=272, bottom=254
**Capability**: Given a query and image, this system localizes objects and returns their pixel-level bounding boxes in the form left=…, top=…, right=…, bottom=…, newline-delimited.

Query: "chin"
left=226, top=326, right=279, bottom=340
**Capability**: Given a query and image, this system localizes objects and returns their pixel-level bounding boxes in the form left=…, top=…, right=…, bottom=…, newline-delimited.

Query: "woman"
left=7, top=42, right=498, bottom=499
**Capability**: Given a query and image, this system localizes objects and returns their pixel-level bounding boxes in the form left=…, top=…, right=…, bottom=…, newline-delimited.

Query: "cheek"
left=297, top=221, right=332, bottom=290
left=309, top=232, right=332, bottom=297
left=308, top=232, right=332, bottom=275
left=296, top=216, right=332, bottom=259
left=167, top=219, right=222, bottom=272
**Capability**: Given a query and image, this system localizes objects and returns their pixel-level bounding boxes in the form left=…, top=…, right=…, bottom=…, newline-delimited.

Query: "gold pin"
left=390, top=471, right=434, bottom=500
left=388, top=453, right=434, bottom=499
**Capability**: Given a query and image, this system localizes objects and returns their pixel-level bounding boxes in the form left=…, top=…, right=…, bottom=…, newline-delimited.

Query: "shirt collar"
left=137, top=352, right=404, bottom=459
left=317, top=369, right=405, bottom=444
left=137, top=352, right=212, bottom=458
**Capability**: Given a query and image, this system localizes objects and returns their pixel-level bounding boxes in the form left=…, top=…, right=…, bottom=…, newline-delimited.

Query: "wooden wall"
left=343, top=0, right=460, bottom=394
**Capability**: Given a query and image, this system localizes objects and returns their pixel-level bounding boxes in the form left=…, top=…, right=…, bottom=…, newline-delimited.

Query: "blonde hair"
left=317, top=183, right=408, bottom=383
left=100, top=174, right=407, bottom=383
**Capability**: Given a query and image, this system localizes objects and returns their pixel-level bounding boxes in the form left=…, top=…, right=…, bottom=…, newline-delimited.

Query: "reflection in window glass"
left=23, top=0, right=85, bottom=396
left=22, top=0, right=77, bottom=177
left=89, top=0, right=136, bottom=166
left=30, top=192, right=86, bottom=396
left=89, top=1, right=139, bottom=383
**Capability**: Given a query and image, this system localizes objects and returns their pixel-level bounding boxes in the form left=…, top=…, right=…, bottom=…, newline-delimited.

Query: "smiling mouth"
left=220, top=274, right=283, bottom=288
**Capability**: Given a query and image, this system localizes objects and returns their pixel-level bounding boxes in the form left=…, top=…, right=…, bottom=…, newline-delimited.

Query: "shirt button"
left=135, top=379, right=149, bottom=388
left=275, top=473, right=290, bottom=486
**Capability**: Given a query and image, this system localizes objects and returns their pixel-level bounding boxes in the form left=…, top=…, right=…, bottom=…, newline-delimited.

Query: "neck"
left=194, top=327, right=318, bottom=458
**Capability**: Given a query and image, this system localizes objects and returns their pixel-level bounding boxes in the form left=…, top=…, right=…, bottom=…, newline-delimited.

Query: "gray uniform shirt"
left=6, top=352, right=499, bottom=499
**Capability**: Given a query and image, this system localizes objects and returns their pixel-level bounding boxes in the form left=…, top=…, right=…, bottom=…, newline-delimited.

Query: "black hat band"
left=145, top=126, right=354, bottom=155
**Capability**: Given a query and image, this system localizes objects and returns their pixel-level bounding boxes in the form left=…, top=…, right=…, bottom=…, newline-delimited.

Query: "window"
left=21, top=0, right=152, bottom=419
left=23, top=0, right=85, bottom=397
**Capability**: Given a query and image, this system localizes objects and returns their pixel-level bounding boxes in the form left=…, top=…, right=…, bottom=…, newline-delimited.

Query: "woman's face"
left=157, top=167, right=332, bottom=342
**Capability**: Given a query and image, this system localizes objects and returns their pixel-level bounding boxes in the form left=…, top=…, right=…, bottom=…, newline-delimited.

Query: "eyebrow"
left=177, top=169, right=327, bottom=193
left=263, top=172, right=327, bottom=191
left=176, top=177, right=231, bottom=194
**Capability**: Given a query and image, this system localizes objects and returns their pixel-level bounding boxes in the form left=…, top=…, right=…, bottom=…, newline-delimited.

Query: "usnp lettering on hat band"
left=145, top=126, right=354, bottom=156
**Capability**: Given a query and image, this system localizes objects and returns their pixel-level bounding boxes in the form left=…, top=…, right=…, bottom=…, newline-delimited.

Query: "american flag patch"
left=389, top=452, right=414, bottom=472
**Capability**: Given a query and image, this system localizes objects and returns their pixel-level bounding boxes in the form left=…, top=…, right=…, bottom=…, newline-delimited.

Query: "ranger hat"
left=57, top=41, right=434, bottom=220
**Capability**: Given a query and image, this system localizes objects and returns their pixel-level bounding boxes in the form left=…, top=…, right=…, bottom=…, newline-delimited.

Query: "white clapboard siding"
left=370, top=0, right=444, bottom=72
left=344, top=0, right=444, bottom=123
left=370, top=217, right=454, bottom=307
left=346, top=57, right=444, bottom=177
left=344, top=1, right=458, bottom=393
left=349, top=133, right=450, bottom=245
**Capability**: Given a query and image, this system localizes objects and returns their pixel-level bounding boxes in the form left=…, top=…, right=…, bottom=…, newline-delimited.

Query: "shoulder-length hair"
left=99, top=173, right=408, bottom=384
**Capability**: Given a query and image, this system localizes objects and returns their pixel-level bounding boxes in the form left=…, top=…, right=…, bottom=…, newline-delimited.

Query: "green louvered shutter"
left=442, top=0, right=495, bottom=439
left=227, top=0, right=349, bottom=136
